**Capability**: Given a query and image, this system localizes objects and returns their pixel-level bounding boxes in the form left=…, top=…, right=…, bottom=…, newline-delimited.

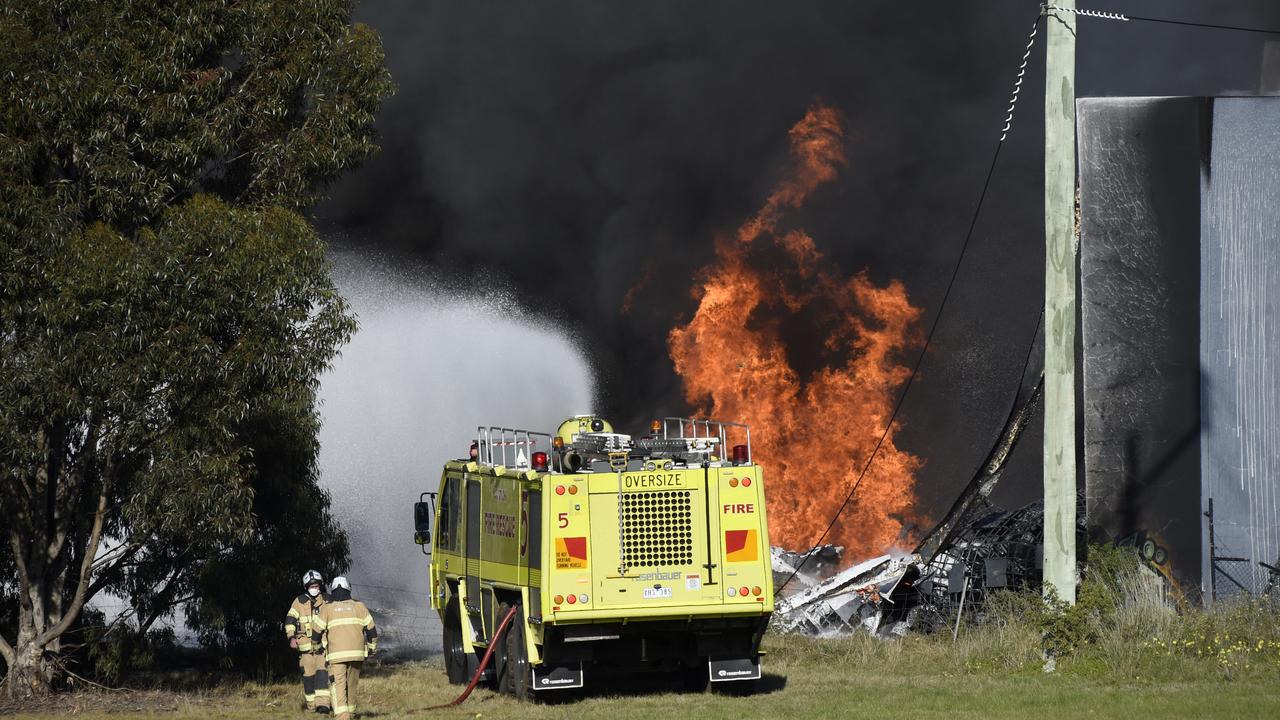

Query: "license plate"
left=643, top=587, right=673, bottom=599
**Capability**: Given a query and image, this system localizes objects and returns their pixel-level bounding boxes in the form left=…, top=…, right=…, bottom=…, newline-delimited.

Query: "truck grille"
left=621, top=490, right=694, bottom=568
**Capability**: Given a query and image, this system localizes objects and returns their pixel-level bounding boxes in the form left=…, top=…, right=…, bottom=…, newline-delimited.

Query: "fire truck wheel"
left=443, top=597, right=468, bottom=685
left=494, top=602, right=514, bottom=694
left=502, top=604, right=532, bottom=700
left=680, top=661, right=709, bottom=693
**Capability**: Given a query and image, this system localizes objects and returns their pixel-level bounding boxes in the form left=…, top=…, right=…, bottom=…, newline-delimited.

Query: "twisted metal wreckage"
left=773, top=373, right=1086, bottom=637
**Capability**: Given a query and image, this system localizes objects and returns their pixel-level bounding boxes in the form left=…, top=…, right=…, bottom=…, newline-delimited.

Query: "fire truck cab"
left=414, top=416, right=773, bottom=698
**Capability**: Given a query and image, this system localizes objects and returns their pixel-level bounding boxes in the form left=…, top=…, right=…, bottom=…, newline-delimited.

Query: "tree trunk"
left=5, top=616, right=56, bottom=699
left=2, top=458, right=112, bottom=700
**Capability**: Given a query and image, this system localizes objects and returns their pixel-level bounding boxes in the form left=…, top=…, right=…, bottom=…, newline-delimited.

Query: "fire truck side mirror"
left=413, top=501, right=432, bottom=545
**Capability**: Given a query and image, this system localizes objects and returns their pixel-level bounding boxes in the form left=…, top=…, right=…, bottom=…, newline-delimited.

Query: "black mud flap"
left=532, top=662, right=584, bottom=691
left=708, top=656, right=761, bottom=682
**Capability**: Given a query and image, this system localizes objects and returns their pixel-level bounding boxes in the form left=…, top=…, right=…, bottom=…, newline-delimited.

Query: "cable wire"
left=1125, top=14, right=1280, bottom=35
left=773, top=11, right=1047, bottom=599
left=1045, top=4, right=1280, bottom=35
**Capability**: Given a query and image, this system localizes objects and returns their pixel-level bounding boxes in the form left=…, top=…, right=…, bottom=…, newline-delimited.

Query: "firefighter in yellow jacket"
left=312, top=576, right=376, bottom=720
left=286, top=570, right=332, bottom=712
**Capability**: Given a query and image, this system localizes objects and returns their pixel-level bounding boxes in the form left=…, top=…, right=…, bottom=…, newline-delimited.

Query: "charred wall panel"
left=1077, top=97, right=1206, bottom=594
left=1200, top=98, right=1280, bottom=597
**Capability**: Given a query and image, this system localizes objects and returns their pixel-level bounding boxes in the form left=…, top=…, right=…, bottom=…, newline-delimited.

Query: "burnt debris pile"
left=773, top=495, right=1087, bottom=638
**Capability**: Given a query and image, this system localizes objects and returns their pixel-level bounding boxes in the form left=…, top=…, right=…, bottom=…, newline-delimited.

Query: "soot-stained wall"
left=1078, top=97, right=1280, bottom=600
left=1077, top=97, right=1206, bottom=595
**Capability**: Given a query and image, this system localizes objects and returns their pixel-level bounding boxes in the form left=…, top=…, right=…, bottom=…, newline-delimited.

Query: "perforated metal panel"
left=621, top=490, right=694, bottom=568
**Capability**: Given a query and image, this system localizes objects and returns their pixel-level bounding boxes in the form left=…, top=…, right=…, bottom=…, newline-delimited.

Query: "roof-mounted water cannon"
left=554, top=415, right=629, bottom=472
left=555, top=415, right=614, bottom=444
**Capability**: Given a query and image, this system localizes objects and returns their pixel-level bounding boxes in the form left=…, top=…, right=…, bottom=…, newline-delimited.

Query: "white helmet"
left=302, top=569, right=323, bottom=587
left=330, top=576, right=351, bottom=592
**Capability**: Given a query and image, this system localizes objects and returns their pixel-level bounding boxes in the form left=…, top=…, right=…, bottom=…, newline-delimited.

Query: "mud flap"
left=531, top=662, right=584, bottom=691
left=708, top=656, right=761, bottom=682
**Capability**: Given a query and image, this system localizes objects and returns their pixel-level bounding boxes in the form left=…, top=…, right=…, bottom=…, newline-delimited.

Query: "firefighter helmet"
left=330, top=575, right=351, bottom=592
left=302, top=569, right=324, bottom=587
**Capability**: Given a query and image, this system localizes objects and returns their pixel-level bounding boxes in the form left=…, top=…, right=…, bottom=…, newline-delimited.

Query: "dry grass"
left=6, top=624, right=1280, bottom=720
left=9, top=554, right=1280, bottom=720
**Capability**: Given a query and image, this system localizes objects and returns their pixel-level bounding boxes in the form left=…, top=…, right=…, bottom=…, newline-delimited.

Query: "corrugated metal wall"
left=1200, top=98, right=1280, bottom=598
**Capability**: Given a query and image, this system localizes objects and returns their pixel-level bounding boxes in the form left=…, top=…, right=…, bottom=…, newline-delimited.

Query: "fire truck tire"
left=680, top=661, right=709, bottom=693
left=501, top=604, right=532, bottom=700
left=443, top=597, right=468, bottom=685
left=494, top=602, right=514, bottom=694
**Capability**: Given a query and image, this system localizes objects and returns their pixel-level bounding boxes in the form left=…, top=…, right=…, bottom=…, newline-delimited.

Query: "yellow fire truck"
left=413, top=416, right=773, bottom=698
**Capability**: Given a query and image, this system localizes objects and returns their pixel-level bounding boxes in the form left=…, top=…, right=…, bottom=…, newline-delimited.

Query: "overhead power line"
left=1045, top=4, right=1280, bottom=35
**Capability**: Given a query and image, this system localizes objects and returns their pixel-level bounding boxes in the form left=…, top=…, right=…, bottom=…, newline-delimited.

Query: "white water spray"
left=317, top=245, right=596, bottom=653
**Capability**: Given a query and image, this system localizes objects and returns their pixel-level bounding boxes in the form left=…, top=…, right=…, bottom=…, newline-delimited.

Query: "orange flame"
left=668, top=104, right=924, bottom=556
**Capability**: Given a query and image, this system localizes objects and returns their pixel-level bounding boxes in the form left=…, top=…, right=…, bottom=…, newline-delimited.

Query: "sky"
left=313, top=0, right=1280, bottom=519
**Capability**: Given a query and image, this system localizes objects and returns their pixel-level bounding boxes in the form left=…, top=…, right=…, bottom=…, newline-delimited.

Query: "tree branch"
left=90, top=535, right=147, bottom=575
left=8, top=526, right=32, bottom=610
left=0, top=623, right=15, bottom=671
left=34, top=463, right=113, bottom=649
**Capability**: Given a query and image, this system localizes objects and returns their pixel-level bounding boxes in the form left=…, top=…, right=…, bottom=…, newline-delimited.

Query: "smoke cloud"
left=316, top=0, right=1280, bottom=534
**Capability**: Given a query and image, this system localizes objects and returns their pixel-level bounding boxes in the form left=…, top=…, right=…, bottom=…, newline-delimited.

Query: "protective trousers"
left=330, top=660, right=362, bottom=720
left=300, top=651, right=331, bottom=710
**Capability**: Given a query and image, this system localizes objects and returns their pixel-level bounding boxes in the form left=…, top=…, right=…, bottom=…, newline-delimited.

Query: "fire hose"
left=407, top=603, right=520, bottom=713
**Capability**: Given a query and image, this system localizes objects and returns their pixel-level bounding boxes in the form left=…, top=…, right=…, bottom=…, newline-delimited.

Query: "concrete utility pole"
left=1043, top=1, right=1078, bottom=604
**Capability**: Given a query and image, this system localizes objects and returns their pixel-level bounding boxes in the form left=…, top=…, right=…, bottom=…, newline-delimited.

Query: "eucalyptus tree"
left=0, top=0, right=393, bottom=696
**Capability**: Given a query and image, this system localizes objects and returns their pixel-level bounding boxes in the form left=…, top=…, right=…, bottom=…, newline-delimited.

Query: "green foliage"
left=1143, top=599, right=1280, bottom=679
left=976, top=544, right=1156, bottom=658
left=0, top=0, right=392, bottom=691
left=83, top=623, right=180, bottom=686
left=0, top=0, right=395, bottom=227
left=926, top=544, right=1280, bottom=683
left=185, top=397, right=351, bottom=675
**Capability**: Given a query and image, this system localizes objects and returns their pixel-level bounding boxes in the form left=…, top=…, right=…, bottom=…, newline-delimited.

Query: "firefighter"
left=285, top=570, right=332, bottom=713
left=312, top=576, right=377, bottom=720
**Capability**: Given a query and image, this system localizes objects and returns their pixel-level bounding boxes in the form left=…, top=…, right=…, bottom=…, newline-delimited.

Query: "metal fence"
left=349, top=582, right=441, bottom=659
left=1205, top=498, right=1280, bottom=603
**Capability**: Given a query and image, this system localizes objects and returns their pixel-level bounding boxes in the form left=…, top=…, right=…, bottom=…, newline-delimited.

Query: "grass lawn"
left=9, top=632, right=1280, bottom=720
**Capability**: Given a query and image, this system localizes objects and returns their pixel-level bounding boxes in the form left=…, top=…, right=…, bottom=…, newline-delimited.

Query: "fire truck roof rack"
left=660, top=417, right=751, bottom=464
left=475, top=426, right=554, bottom=471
